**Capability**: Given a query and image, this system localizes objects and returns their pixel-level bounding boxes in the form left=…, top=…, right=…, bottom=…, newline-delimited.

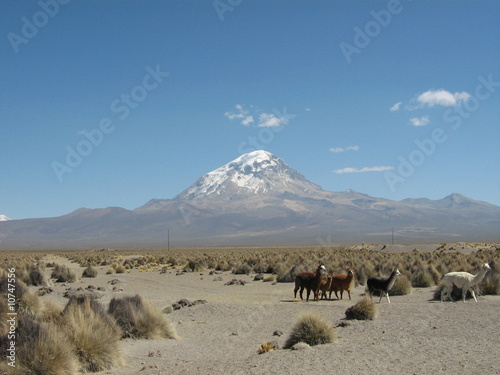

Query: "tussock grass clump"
left=390, top=275, right=413, bottom=296
left=233, top=262, right=252, bottom=275
left=0, top=315, right=78, bottom=375
left=283, top=311, right=336, bottom=349
left=480, top=272, right=500, bottom=295
left=61, top=296, right=123, bottom=372
left=345, top=296, right=378, bottom=320
left=82, top=265, right=98, bottom=278
left=263, top=275, right=276, bottom=282
left=108, top=295, right=178, bottom=340
left=51, top=264, right=77, bottom=283
left=411, top=270, right=434, bottom=287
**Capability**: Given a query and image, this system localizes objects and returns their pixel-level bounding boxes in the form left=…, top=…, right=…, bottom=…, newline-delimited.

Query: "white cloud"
left=305, top=107, right=312, bottom=112
left=390, top=102, right=402, bottom=112
left=416, top=89, right=470, bottom=108
left=334, top=166, right=394, bottom=174
left=224, top=104, right=254, bottom=126
left=409, top=116, right=430, bottom=127
left=329, top=146, right=360, bottom=153
left=257, top=113, right=288, bottom=128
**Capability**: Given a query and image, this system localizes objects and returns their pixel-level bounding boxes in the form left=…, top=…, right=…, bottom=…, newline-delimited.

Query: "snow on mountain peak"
left=175, top=150, right=321, bottom=200
left=0, top=215, right=11, bottom=222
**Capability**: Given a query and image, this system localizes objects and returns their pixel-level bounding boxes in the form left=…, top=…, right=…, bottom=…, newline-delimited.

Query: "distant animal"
left=319, top=276, right=332, bottom=300
left=367, top=269, right=401, bottom=303
left=329, top=268, right=355, bottom=300
left=294, top=264, right=327, bottom=301
left=441, top=263, right=491, bottom=303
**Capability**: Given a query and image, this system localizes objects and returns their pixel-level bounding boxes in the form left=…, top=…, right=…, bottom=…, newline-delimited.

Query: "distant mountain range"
left=1, top=150, right=499, bottom=249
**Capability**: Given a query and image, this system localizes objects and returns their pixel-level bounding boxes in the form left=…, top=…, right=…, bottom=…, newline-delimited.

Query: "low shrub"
left=411, top=270, right=434, bottom=287
left=61, top=296, right=123, bottom=372
left=345, top=296, right=377, bottom=320
left=108, top=295, right=178, bottom=340
left=390, top=275, right=413, bottom=296
left=0, top=315, right=78, bottom=375
left=82, top=265, right=98, bottom=278
left=51, top=264, right=77, bottom=283
left=283, top=311, right=336, bottom=349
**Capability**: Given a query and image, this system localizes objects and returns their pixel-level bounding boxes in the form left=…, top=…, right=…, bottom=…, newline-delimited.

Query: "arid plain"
left=2, top=243, right=499, bottom=375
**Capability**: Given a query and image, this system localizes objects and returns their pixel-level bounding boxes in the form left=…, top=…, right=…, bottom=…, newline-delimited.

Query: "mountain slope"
left=1, top=151, right=499, bottom=249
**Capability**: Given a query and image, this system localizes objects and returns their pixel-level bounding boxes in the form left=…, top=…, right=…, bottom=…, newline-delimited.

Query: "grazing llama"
left=440, top=263, right=491, bottom=303
left=294, top=264, right=327, bottom=301
left=367, top=269, right=401, bottom=303
left=329, top=268, right=355, bottom=300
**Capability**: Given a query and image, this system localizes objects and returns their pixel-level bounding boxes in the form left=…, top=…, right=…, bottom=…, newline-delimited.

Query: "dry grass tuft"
left=82, top=265, right=98, bottom=278
left=61, top=296, right=123, bottom=372
left=283, top=311, right=336, bottom=349
left=390, top=275, right=413, bottom=296
left=51, top=264, right=77, bottom=283
left=257, top=341, right=279, bottom=354
left=0, top=315, right=78, bottom=375
left=345, top=296, right=378, bottom=320
left=108, top=294, right=178, bottom=340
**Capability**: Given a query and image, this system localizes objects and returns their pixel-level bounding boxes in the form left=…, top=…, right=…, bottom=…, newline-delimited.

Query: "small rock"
left=272, top=330, right=283, bottom=337
left=291, top=342, right=311, bottom=351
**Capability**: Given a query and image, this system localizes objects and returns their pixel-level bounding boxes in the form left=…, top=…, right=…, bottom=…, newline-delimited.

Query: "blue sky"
left=1, top=0, right=499, bottom=219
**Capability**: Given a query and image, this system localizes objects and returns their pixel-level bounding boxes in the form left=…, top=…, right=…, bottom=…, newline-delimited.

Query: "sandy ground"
left=34, top=253, right=500, bottom=375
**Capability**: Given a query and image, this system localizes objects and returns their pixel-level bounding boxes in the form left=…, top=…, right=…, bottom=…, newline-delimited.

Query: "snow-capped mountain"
left=174, top=150, right=322, bottom=200
left=1, top=150, right=499, bottom=249
left=0, top=215, right=11, bottom=221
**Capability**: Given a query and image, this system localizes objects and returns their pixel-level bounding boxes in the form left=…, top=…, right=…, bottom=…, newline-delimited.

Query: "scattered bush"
left=82, top=265, right=98, bottom=278
left=283, top=311, right=336, bottom=349
left=390, top=275, right=413, bottom=296
left=108, top=295, right=178, bottom=340
left=51, top=264, right=77, bottom=283
left=345, top=296, right=378, bottom=320
left=411, top=270, right=434, bottom=287
left=480, top=272, right=500, bottom=295
left=263, top=275, right=276, bottom=282
left=0, top=315, right=78, bottom=375
left=61, top=296, right=123, bottom=372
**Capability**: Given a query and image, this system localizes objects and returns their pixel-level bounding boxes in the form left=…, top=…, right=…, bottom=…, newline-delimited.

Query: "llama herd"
left=293, top=263, right=492, bottom=303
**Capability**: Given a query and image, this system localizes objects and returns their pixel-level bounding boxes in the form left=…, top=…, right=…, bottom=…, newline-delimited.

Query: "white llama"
left=440, top=263, right=491, bottom=303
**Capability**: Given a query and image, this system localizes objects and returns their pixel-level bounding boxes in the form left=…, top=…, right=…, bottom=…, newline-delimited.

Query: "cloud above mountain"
left=329, top=145, right=359, bottom=153
left=224, top=104, right=292, bottom=128
left=334, top=166, right=394, bottom=174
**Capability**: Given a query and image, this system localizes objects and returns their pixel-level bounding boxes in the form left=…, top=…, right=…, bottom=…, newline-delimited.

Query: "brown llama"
left=294, top=264, right=327, bottom=301
left=328, top=268, right=355, bottom=300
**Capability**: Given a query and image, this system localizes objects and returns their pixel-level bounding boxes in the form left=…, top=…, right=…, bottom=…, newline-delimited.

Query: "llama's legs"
left=347, top=289, right=351, bottom=300
left=378, top=292, right=383, bottom=303
left=467, top=288, right=478, bottom=302
left=440, top=286, right=447, bottom=302
left=294, top=286, right=298, bottom=299
left=340, top=290, right=344, bottom=300
left=386, top=293, right=391, bottom=303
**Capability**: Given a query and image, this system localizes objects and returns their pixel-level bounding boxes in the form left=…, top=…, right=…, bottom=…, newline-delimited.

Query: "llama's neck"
left=471, top=268, right=489, bottom=286
left=387, top=271, right=398, bottom=289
